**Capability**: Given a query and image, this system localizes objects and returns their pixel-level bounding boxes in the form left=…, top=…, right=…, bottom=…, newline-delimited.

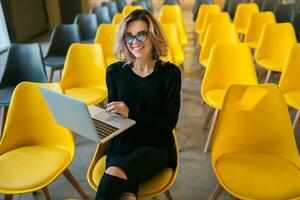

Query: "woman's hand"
left=106, top=101, right=129, bottom=118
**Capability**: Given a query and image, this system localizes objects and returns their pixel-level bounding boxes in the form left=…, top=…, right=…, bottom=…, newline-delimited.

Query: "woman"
left=96, top=9, right=181, bottom=200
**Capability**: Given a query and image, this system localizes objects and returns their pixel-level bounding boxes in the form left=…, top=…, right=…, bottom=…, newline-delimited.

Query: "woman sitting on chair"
left=96, top=9, right=181, bottom=200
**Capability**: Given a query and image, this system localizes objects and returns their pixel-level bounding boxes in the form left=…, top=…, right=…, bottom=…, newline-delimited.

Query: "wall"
left=45, top=0, right=61, bottom=28
left=0, top=1, right=10, bottom=52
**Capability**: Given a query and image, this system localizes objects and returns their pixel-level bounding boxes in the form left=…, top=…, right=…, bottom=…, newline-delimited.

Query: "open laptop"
left=39, top=87, right=136, bottom=143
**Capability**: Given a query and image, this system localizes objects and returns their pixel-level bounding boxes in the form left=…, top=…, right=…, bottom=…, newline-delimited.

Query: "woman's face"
left=124, top=20, right=153, bottom=60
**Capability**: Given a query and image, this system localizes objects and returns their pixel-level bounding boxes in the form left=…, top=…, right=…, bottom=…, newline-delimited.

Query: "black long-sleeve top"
left=106, top=60, right=181, bottom=157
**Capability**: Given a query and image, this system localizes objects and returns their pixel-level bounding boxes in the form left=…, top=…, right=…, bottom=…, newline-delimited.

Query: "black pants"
left=95, top=146, right=170, bottom=200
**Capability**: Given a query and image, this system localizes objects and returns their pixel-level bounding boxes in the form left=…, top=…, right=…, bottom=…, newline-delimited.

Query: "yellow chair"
left=279, top=44, right=300, bottom=130
left=255, top=23, right=297, bottom=83
left=233, top=3, right=259, bottom=35
left=159, top=5, right=188, bottom=46
left=201, top=43, right=258, bottom=153
left=199, top=22, right=239, bottom=68
left=41, top=43, right=108, bottom=106
left=87, top=130, right=179, bottom=199
left=0, top=82, right=88, bottom=199
left=95, top=24, right=119, bottom=67
left=244, top=11, right=276, bottom=49
left=210, top=84, right=300, bottom=200
left=198, top=12, right=231, bottom=46
left=160, top=47, right=176, bottom=66
left=194, top=4, right=221, bottom=34
left=160, top=23, right=184, bottom=68
left=112, top=13, right=125, bottom=24
left=122, top=5, right=143, bottom=15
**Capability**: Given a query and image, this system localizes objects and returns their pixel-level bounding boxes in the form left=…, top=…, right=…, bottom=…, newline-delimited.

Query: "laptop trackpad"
left=93, top=111, right=125, bottom=124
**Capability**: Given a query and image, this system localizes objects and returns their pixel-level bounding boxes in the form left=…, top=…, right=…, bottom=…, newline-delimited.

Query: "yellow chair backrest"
left=60, top=43, right=107, bottom=91
left=160, top=47, right=175, bottom=65
left=160, top=23, right=184, bottom=66
left=112, top=13, right=125, bottom=24
left=279, top=44, right=300, bottom=93
left=255, top=23, right=297, bottom=69
left=194, top=4, right=221, bottom=33
left=95, top=24, right=119, bottom=66
left=0, top=81, right=74, bottom=159
left=233, top=3, right=259, bottom=34
left=244, top=11, right=276, bottom=49
left=201, top=43, right=258, bottom=107
left=199, top=12, right=231, bottom=45
left=211, top=84, right=300, bottom=170
left=159, top=5, right=187, bottom=46
left=199, top=22, right=239, bottom=66
left=86, top=130, right=179, bottom=198
left=122, top=5, right=143, bottom=15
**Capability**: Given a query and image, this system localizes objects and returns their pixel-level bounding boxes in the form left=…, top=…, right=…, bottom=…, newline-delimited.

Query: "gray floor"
left=1, top=9, right=300, bottom=200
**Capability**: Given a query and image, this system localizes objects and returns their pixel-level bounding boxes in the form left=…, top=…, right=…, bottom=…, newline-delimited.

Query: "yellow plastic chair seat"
left=284, top=91, right=300, bottom=110
left=39, top=83, right=63, bottom=93
left=0, top=146, right=70, bottom=193
left=216, top=152, right=300, bottom=200
left=256, top=58, right=285, bottom=72
left=64, top=87, right=107, bottom=105
left=92, top=156, right=175, bottom=196
left=200, top=58, right=208, bottom=68
left=244, top=41, right=257, bottom=49
left=204, top=89, right=226, bottom=109
left=106, top=57, right=119, bottom=67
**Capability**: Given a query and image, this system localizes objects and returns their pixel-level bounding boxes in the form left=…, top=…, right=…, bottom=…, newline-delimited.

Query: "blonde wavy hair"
left=114, top=9, right=168, bottom=63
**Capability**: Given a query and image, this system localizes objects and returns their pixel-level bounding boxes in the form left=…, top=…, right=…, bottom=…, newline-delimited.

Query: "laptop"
left=39, top=87, right=136, bottom=143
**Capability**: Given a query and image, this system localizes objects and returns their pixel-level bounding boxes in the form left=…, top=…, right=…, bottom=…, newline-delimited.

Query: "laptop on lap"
left=39, top=87, right=136, bottom=143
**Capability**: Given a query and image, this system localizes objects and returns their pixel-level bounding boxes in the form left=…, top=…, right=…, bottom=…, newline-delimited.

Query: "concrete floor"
left=1, top=3, right=300, bottom=200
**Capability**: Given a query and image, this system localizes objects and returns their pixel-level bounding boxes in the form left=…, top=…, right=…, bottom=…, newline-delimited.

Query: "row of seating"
left=0, top=1, right=183, bottom=199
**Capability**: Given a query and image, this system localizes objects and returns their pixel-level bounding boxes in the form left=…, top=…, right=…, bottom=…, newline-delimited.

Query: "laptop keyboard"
left=92, top=118, right=119, bottom=139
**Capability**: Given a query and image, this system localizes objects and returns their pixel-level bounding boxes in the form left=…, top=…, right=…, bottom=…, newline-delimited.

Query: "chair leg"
left=1, top=106, right=9, bottom=137
left=164, top=189, right=173, bottom=200
left=59, top=69, right=62, bottom=80
left=209, top=184, right=223, bottom=200
left=4, top=195, right=13, bottom=200
left=293, top=110, right=300, bottom=131
left=63, top=169, right=88, bottom=199
left=204, top=109, right=219, bottom=153
left=49, top=68, right=55, bottom=83
left=180, top=63, right=184, bottom=72
left=42, top=187, right=51, bottom=200
left=203, top=107, right=214, bottom=129
left=264, top=70, right=272, bottom=83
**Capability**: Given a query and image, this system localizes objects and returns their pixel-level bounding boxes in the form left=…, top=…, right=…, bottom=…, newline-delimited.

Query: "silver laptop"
left=39, top=87, right=136, bottom=143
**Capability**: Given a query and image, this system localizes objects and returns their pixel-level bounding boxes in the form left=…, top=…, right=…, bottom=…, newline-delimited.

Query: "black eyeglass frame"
left=123, top=31, right=149, bottom=44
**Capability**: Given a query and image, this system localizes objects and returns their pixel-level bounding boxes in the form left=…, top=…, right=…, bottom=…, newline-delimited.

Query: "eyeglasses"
left=124, top=31, right=149, bottom=44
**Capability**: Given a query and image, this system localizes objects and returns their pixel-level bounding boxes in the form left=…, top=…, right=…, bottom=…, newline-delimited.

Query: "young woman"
left=95, top=9, right=181, bottom=200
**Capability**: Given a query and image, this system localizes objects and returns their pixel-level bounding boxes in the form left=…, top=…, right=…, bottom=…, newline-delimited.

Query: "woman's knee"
left=105, top=166, right=127, bottom=180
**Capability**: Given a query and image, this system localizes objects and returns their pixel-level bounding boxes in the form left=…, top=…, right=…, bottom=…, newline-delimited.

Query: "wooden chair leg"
left=4, top=195, right=13, bottom=200
left=293, top=110, right=300, bottom=130
left=59, top=69, right=62, bottom=80
left=204, top=109, right=219, bottom=153
left=63, top=169, right=88, bottom=199
left=49, top=68, right=55, bottom=83
left=203, top=107, right=214, bottom=129
left=209, top=184, right=223, bottom=200
left=1, top=106, right=9, bottom=137
left=42, top=187, right=51, bottom=200
left=180, top=63, right=184, bottom=72
left=164, top=189, right=173, bottom=200
left=264, top=70, right=272, bottom=83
